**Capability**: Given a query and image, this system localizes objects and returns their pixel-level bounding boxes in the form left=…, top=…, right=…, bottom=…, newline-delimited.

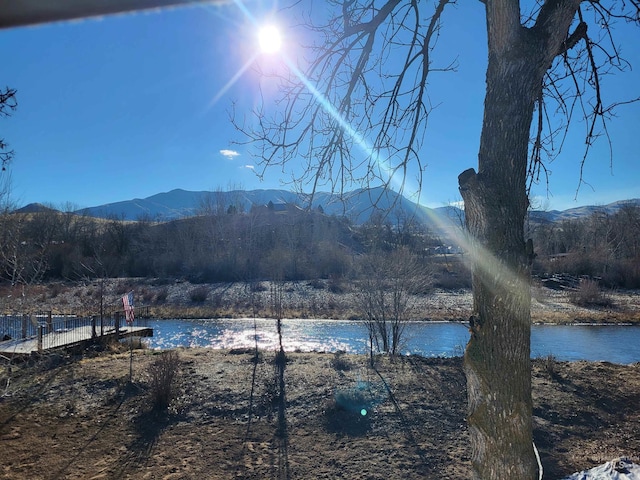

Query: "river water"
left=145, top=318, right=640, bottom=364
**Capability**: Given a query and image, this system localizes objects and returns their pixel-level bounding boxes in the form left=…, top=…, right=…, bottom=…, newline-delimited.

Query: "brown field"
left=1, top=348, right=639, bottom=479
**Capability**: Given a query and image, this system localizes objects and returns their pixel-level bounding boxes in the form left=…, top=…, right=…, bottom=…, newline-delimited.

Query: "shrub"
left=141, top=288, right=154, bottom=304
left=189, top=286, right=209, bottom=303
left=307, top=279, right=325, bottom=290
left=541, top=353, right=558, bottom=379
left=49, top=283, right=64, bottom=298
left=328, top=276, right=346, bottom=293
left=115, top=282, right=131, bottom=295
left=147, top=350, right=180, bottom=411
left=261, top=368, right=280, bottom=411
left=333, top=379, right=386, bottom=415
left=330, top=351, right=353, bottom=371
left=209, top=291, right=224, bottom=309
left=569, top=278, right=613, bottom=307
left=155, top=287, right=169, bottom=304
left=250, top=282, right=268, bottom=292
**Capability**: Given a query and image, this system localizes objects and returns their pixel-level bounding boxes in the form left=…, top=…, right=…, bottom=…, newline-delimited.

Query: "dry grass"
left=1, top=350, right=639, bottom=479
left=2, top=278, right=639, bottom=324
left=569, top=279, right=614, bottom=307
left=147, top=350, right=180, bottom=410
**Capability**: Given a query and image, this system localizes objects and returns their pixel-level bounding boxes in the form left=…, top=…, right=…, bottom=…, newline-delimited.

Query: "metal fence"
left=0, top=312, right=149, bottom=354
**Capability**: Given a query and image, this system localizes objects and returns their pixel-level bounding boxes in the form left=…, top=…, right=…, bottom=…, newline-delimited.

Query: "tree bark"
left=459, top=10, right=540, bottom=480
left=458, top=2, right=583, bottom=477
left=459, top=159, right=535, bottom=479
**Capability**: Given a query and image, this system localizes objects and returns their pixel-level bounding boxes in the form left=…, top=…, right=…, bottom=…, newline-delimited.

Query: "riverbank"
left=1, top=348, right=638, bottom=479
left=2, top=278, right=639, bottom=324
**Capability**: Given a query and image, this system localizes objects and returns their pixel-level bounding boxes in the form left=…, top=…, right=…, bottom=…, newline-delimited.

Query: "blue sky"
left=0, top=1, right=638, bottom=211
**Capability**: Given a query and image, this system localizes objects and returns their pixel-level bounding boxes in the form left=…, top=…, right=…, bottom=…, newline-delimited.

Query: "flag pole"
left=129, top=328, right=133, bottom=383
left=122, top=291, right=135, bottom=383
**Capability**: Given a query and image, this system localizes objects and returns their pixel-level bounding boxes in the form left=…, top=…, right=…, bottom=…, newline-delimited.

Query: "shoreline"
left=1, top=279, right=638, bottom=325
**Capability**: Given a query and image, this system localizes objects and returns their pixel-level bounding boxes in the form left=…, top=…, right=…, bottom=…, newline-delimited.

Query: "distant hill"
left=15, top=188, right=639, bottom=228
left=528, top=198, right=640, bottom=224
left=67, top=187, right=458, bottom=227
left=13, top=203, right=59, bottom=214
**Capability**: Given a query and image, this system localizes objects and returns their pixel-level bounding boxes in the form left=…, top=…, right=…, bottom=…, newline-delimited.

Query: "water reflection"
left=531, top=325, right=640, bottom=364
left=150, top=318, right=368, bottom=353
left=149, top=318, right=468, bottom=357
left=146, top=318, right=640, bottom=364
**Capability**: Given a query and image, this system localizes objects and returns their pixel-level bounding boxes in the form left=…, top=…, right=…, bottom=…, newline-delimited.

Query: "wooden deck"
left=0, top=325, right=153, bottom=357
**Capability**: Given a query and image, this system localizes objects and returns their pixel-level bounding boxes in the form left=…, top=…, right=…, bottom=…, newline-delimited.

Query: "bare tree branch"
left=527, top=0, right=639, bottom=200
left=233, top=0, right=454, bottom=207
left=0, top=87, right=17, bottom=172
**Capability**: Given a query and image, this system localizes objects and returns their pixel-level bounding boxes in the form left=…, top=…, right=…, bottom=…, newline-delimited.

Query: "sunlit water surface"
left=145, top=319, right=640, bottom=364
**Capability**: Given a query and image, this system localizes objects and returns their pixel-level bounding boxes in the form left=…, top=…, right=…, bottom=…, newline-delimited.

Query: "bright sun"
left=258, top=25, right=282, bottom=54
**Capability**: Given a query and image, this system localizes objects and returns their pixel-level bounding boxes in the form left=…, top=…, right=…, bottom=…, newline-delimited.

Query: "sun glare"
left=258, top=25, right=282, bottom=54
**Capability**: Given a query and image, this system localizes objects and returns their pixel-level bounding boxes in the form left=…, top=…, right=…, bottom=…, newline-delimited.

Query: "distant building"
left=251, top=201, right=303, bottom=215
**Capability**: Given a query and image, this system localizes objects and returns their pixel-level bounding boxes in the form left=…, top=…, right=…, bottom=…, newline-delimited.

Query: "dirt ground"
left=1, top=347, right=639, bottom=480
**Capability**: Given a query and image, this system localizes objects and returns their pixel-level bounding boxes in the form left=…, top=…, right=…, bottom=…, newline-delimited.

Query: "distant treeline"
left=0, top=206, right=442, bottom=285
left=1, top=203, right=640, bottom=289
left=529, top=203, right=640, bottom=288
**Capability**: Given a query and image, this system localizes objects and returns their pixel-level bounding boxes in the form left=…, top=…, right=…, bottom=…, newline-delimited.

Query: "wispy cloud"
left=243, top=164, right=255, bottom=170
left=220, top=149, right=240, bottom=160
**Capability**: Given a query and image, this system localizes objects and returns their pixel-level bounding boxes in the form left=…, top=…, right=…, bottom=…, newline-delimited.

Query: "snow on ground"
left=562, top=458, right=640, bottom=480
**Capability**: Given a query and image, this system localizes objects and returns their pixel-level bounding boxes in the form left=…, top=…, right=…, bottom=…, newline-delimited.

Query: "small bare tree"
left=0, top=210, right=56, bottom=308
left=356, top=247, right=432, bottom=359
left=270, top=279, right=286, bottom=361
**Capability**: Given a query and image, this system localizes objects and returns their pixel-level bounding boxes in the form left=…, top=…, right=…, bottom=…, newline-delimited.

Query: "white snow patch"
left=562, top=458, right=640, bottom=480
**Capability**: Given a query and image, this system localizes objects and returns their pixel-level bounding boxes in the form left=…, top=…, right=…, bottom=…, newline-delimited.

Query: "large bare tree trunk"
left=459, top=6, right=539, bottom=480
left=458, top=123, right=535, bottom=478
left=458, top=2, right=581, bottom=478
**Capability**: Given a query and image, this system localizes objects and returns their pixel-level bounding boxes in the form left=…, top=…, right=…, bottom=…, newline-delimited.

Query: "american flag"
left=122, top=291, right=135, bottom=325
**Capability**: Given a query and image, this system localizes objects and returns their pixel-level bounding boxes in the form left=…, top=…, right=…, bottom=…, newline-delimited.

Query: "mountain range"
left=16, top=187, right=640, bottom=227
left=21, top=187, right=455, bottom=226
